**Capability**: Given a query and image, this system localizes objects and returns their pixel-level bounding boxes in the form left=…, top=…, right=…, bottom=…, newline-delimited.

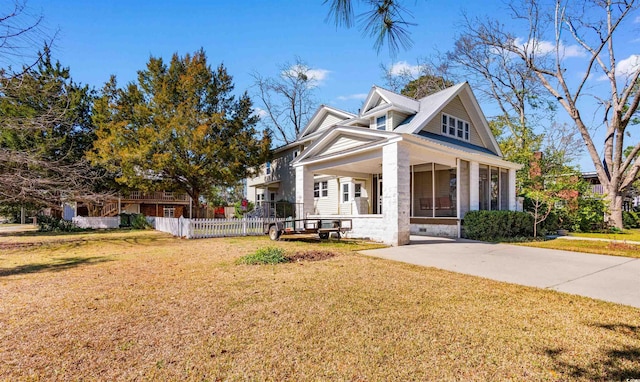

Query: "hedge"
left=463, top=210, right=534, bottom=241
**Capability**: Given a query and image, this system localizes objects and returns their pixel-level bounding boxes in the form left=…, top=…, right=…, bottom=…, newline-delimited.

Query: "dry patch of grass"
left=519, top=238, right=640, bottom=258
left=1, top=230, right=640, bottom=380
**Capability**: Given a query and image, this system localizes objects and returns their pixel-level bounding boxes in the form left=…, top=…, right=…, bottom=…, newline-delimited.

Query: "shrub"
left=37, top=215, right=83, bottom=232
left=237, top=247, right=289, bottom=265
left=120, top=213, right=151, bottom=229
left=463, top=210, right=534, bottom=241
left=623, top=211, right=640, bottom=229
left=234, top=200, right=255, bottom=218
left=571, top=198, right=606, bottom=232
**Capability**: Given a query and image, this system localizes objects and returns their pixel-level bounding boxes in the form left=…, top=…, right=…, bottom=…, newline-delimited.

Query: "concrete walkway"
left=362, top=236, right=640, bottom=309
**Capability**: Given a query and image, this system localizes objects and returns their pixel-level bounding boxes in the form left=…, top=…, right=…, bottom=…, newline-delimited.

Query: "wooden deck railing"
left=123, top=191, right=190, bottom=202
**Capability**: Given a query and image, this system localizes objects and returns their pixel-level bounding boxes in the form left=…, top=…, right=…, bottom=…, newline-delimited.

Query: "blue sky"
left=24, top=0, right=640, bottom=171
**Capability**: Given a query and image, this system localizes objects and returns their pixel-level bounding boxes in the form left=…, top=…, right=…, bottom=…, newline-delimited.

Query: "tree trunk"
left=606, top=191, right=624, bottom=229
left=191, top=191, right=201, bottom=218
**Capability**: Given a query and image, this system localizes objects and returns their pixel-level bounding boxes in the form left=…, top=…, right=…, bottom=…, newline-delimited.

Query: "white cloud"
left=596, top=54, right=640, bottom=81
left=283, top=65, right=330, bottom=86
left=337, top=93, right=368, bottom=101
left=389, top=61, right=422, bottom=77
left=617, top=54, right=640, bottom=76
left=514, top=38, right=586, bottom=58
left=253, top=107, right=268, bottom=119
left=635, top=15, right=640, bottom=23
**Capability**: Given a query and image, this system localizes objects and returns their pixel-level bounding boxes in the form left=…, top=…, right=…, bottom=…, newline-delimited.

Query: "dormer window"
left=442, top=114, right=470, bottom=142
left=266, top=161, right=271, bottom=175
left=376, top=115, right=386, bottom=130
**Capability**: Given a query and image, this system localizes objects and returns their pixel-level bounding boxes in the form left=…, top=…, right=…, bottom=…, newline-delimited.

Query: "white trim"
left=441, top=113, right=470, bottom=142
left=298, top=105, right=356, bottom=139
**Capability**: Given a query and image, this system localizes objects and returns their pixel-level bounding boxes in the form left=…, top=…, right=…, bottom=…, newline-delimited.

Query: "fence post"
left=243, top=217, right=247, bottom=236
left=179, top=216, right=183, bottom=238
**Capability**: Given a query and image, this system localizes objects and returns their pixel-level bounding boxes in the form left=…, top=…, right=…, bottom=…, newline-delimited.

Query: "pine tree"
left=89, top=49, right=271, bottom=217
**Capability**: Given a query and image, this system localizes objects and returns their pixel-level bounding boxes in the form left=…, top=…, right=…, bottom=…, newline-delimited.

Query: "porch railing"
left=124, top=191, right=190, bottom=202
left=590, top=184, right=605, bottom=195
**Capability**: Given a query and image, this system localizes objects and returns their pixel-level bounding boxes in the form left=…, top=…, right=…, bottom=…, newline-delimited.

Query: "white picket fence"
left=153, top=217, right=265, bottom=239
left=72, top=216, right=120, bottom=229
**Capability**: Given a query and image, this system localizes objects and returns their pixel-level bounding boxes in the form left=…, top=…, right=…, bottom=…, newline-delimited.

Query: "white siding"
left=321, top=135, right=375, bottom=156
left=421, top=95, right=485, bottom=148
left=390, top=110, right=410, bottom=130
left=317, top=113, right=344, bottom=133
left=314, top=178, right=339, bottom=215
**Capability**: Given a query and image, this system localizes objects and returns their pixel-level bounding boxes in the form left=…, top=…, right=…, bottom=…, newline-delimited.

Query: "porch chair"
left=419, top=198, right=433, bottom=210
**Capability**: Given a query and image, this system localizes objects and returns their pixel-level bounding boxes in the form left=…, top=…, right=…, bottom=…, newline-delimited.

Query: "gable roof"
left=360, top=85, right=420, bottom=115
left=292, top=125, right=397, bottom=167
left=393, top=82, right=502, bottom=156
left=297, top=105, right=356, bottom=139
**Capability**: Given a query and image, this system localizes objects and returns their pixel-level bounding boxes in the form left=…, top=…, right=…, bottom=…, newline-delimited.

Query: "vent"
left=419, top=228, right=426, bottom=233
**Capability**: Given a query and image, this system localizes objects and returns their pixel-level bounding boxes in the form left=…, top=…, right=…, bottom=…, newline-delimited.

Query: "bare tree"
left=381, top=57, right=455, bottom=98
left=0, top=1, right=54, bottom=76
left=449, top=19, right=554, bottom=147
left=252, top=58, right=319, bottom=145
left=462, top=0, right=640, bottom=228
left=0, top=3, right=104, bottom=211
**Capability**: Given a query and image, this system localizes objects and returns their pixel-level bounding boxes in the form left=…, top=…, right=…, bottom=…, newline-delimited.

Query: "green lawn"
left=519, top=237, right=640, bottom=258
left=1, top=230, right=639, bottom=380
left=569, top=228, right=640, bottom=242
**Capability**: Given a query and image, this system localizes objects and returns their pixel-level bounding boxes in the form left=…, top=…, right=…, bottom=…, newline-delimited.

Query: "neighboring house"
left=582, top=172, right=639, bottom=210
left=247, top=83, right=522, bottom=245
left=63, top=191, right=194, bottom=220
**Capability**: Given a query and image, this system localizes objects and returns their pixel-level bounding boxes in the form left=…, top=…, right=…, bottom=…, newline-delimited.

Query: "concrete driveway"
left=362, top=236, right=640, bottom=309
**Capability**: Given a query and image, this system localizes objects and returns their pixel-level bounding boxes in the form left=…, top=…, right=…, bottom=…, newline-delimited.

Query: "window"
left=342, top=183, right=350, bottom=203
left=265, top=161, right=271, bottom=175
left=163, top=207, right=175, bottom=218
left=293, top=150, right=299, bottom=158
left=354, top=183, right=362, bottom=198
left=376, top=115, right=386, bottom=130
left=441, top=114, right=470, bottom=142
left=314, top=181, right=328, bottom=198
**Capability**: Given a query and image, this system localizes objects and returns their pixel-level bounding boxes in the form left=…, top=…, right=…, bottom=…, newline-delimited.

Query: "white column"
left=382, top=141, right=410, bottom=246
left=508, top=168, right=517, bottom=211
left=469, top=161, right=479, bottom=211
left=295, top=166, right=314, bottom=218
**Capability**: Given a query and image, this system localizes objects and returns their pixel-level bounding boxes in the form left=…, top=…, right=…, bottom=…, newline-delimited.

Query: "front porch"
left=293, top=133, right=518, bottom=246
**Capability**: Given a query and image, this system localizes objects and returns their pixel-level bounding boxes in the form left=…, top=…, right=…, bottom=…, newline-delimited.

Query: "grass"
left=518, top=238, right=640, bottom=258
left=569, top=228, right=640, bottom=242
left=1, top=230, right=640, bottom=380
left=237, top=246, right=289, bottom=264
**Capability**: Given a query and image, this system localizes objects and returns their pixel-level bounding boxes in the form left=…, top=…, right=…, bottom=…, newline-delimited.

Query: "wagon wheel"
left=318, top=232, right=329, bottom=240
left=269, top=225, right=281, bottom=241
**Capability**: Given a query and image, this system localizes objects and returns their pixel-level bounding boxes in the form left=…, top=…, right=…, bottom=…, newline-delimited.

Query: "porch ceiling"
left=305, top=140, right=458, bottom=176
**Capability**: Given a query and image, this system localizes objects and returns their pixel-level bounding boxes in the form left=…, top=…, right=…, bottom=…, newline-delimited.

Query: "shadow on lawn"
left=0, top=256, right=111, bottom=277
left=545, top=323, right=640, bottom=380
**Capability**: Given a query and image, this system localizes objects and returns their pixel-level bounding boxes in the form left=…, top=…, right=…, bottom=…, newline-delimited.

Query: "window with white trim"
left=163, top=207, right=175, bottom=218
left=376, top=115, right=386, bottom=130
left=354, top=183, right=362, bottom=198
left=314, top=181, right=328, bottom=198
left=441, top=114, right=470, bottom=142
left=342, top=183, right=350, bottom=203
left=265, top=161, right=271, bottom=175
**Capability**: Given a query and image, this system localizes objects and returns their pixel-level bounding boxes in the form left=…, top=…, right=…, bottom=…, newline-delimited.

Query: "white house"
left=246, top=82, right=522, bottom=246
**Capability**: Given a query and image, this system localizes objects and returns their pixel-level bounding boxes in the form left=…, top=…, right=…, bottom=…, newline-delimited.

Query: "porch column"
left=508, top=168, right=517, bottom=211
left=382, top=141, right=410, bottom=246
left=469, top=161, right=479, bottom=211
left=295, top=165, right=314, bottom=218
